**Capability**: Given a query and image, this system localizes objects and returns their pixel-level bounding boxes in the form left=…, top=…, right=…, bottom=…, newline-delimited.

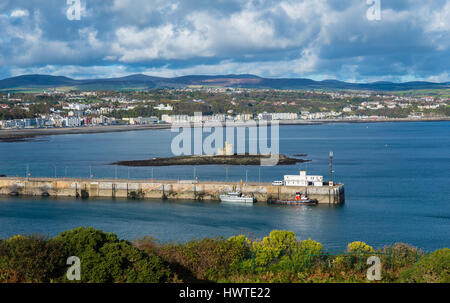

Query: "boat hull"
left=219, top=195, right=255, bottom=203
left=272, top=199, right=318, bottom=205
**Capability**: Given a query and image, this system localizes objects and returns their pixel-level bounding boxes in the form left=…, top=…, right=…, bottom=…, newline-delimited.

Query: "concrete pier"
left=0, top=177, right=345, bottom=204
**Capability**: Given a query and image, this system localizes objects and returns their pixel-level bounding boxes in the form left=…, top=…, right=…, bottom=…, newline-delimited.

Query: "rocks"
left=111, top=154, right=310, bottom=167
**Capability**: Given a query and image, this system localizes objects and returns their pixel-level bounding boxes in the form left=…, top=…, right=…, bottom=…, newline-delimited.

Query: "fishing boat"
left=273, top=192, right=318, bottom=205
left=219, top=191, right=255, bottom=204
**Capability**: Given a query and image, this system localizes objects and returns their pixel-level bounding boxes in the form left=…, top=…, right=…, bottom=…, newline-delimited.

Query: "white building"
left=154, top=104, right=174, bottom=111
left=124, top=116, right=159, bottom=125
left=63, top=103, right=88, bottom=111
left=62, top=117, right=82, bottom=127
left=270, top=112, right=299, bottom=120
left=284, top=170, right=324, bottom=187
left=161, top=114, right=224, bottom=123
left=161, top=114, right=190, bottom=123
left=235, top=114, right=253, bottom=121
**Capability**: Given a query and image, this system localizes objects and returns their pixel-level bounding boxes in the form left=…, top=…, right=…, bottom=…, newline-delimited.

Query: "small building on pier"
left=284, top=170, right=324, bottom=187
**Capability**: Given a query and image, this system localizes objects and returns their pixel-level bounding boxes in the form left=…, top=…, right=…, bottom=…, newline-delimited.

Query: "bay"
left=0, top=121, right=448, bottom=251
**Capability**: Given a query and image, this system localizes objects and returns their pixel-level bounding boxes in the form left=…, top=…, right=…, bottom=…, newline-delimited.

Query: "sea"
left=0, top=121, right=448, bottom=251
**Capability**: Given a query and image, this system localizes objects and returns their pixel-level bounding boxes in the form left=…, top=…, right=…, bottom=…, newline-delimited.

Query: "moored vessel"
left=273, top=192, right=318, bottom=205
left=219, top=191, right=255, bottom=204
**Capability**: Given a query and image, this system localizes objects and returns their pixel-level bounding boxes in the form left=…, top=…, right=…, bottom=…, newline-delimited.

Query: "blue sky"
left=0, top=0, right=449, bottom=82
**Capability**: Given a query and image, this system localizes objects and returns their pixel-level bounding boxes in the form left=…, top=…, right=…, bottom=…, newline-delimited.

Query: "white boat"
left=219, top=191, right=255, bottom=203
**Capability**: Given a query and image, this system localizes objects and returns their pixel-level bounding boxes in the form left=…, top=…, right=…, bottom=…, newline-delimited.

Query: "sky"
left=0, top=0, right=449, bottom=82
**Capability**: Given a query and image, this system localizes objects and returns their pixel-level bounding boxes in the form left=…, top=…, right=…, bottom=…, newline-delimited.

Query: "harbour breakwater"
left=0, top=177, right=345, bottom=204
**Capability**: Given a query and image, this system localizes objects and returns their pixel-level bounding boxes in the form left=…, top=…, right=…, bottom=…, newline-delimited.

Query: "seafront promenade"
left=1, top=117, right=449, bottom=142
left=0, top=177, right=345, bottom=204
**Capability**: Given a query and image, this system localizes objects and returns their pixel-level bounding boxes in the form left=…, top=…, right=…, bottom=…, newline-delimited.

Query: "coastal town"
left=0, top=0, right=449, bottom=288
left=0, top=87, right=449, bottom=130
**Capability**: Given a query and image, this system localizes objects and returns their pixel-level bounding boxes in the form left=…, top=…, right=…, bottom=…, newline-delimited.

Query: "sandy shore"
left=0, top=124, right=171, bottom=141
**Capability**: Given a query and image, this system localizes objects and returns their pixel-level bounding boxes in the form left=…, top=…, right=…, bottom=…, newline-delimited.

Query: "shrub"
left=282, top=239, right=323, bottom=272
left=156, top=237, right=249, bottom=281
left=400, top=248, right=450, bottom=283
left=331, top=241, right=375, bottom=272
left=0, top=235, right=66, bottom=282
left=1, top=228, right=448, bottom=283
left=54, top=227, right=170, bottom=283
left=55, top=227, right=119, bottom=257
left=347, top=241, right=375, bottom=253
left=252, top=230, right=297, bottom=268
left=379, top=243, right=423, bottom=271
left=251, top=232, right=323, bottom=273
left=301, top=239, right=323, bottom=254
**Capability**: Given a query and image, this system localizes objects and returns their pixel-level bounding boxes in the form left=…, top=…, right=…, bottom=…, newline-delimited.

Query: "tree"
left=54, top=227, right=170, bottom=282
left=0, top=235, right=66, bottom=282
left=401, top=248, right=450, bottom=283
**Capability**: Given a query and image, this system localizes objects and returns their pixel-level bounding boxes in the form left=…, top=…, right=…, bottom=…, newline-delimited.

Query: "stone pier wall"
left=0, top=177, right=345, bottom=204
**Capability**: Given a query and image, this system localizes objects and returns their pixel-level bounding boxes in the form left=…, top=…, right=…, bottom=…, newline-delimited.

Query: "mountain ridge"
left=0, top=74, right=448, bottom=91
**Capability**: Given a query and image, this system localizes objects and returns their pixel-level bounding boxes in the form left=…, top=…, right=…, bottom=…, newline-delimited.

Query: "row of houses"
left=0, top=115, right=119, bottom=129
left=0, top=118, right=47, bottom=129
left=161, top=114, right=227, bottom=123
left=122, top=117, right=159, bottom=125
left=299, top=111, right=342, bottom=120
left=257, top=112, right=299, bottom=120
left=161, top=112, right=301, bottom=123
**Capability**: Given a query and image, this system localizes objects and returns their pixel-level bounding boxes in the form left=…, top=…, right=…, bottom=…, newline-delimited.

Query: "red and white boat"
left=273, top=192, right=318, bottom=205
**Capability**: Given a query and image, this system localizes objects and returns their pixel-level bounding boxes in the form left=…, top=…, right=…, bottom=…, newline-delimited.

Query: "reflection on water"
left=0, top=122, right=449, bottom=250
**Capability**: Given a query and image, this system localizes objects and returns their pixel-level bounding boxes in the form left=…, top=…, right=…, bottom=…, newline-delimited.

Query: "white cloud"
left=110, top=1, right=321, bottom=63
left=111, top=24, right=213, bottom=62
left=0, top=0, right=449, bottom=82
left=78, top=28, right=103, bottom=49
left=10, top=9, right=29, bottom=18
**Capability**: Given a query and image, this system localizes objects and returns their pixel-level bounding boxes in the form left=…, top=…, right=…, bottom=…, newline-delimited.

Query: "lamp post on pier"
left=329, top=151, right=334, bottom=185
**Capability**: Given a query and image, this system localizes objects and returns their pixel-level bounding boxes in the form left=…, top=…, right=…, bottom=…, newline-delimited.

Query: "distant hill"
left=0, top=74, right=448, bottom=91
left=0, top=75, right=78, bottom=88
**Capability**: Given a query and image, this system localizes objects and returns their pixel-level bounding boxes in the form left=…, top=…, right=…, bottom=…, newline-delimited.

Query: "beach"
left=0, top=123, right=171, bottom=141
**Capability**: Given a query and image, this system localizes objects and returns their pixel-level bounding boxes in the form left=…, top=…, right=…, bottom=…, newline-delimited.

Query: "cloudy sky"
left=0, top=0, right=449, bottom=82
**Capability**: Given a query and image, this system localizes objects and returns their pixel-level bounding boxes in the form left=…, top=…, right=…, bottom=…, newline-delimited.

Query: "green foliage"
left=441, top=105, right=450, bottom=116
left=55, top=227, right=119, bottom=256
left=292, top=239, right=323, bottom=271
left=252, top=230, right=297, bottom=268
left=301, top=238, right=323, bottom=253
left=0, top=235, right=66, bottom=282
left=268, top=238, right=323, bottom=273
left=347, top=241, right=375, bottom=253
left=330, top=241, right=376, bottom=272
left=383, top=243, right=423, bottom=270
left=54, top=227, right=170, bottom=283
left=401, top=248, right=450, bottom=283
left=155, top=237, right=249, bottom=281
left=111, top=105, right=158, bottom=119
left=0, top=228, right=448, bottom=283
left=247, top=231, right=324, bottom=274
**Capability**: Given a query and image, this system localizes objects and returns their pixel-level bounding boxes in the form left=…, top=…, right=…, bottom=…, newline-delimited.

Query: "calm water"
left=0, top=122, right=449, bottom=251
